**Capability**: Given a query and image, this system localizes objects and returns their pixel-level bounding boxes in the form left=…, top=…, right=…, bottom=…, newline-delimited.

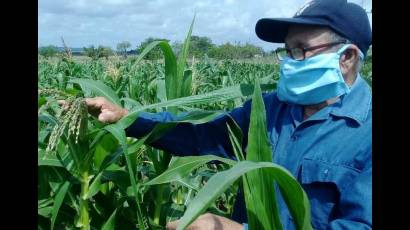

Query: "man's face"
left=284, top=25, right=336, bottom=59
left=284, top=25, right=359, bottom=86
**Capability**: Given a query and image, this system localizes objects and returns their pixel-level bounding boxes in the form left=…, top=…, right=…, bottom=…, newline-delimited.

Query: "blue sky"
left=38, top=0, right=372, bottom=51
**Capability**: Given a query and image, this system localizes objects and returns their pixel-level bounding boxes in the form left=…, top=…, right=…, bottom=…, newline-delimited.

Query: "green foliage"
left=39, top=45, right=59, bottom=58
left=116, top=41, right=132, bottom=57
left=83, top=46, right=114, bottom=60
left=209, top=42, right=264, bottom=59
left=137, top=38, right=170, bottom=60
left=38, top=17, right=371, bottom=230
left=361, top=46, right=372, bottom=87
left=173, top=35, right=215, bottom=58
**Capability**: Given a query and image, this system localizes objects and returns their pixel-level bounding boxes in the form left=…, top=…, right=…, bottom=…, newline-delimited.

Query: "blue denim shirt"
left=126, top=76, right=372, bottom=230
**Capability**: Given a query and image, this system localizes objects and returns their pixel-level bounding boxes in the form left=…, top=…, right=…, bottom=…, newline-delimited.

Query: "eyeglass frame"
left=275, top=40, right=349, bottom=61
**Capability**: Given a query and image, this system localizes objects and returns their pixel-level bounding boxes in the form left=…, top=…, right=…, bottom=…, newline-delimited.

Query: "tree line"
left=38, top=36, right=268, bottom=60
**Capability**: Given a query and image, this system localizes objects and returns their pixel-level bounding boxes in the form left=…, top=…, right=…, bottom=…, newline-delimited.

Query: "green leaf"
left=38, top=206, right=53, bottom=217
left=116, top=83, right=275, bottom=130
left=38, top=198, right=53, bottom=209
left=38, top=96, right=47, bottom=109
left=103, top=124, right=146, bottom=230
left=226, top=120, right=245, bottom=162
left=101, top=170, right=130, bottom=190
left=51, top=181, right=70, bottom=230
left=245, top=77, right=282, bottom=229
left=173, top=110, right=223, bottom=124
left=99, top=148, right=123, bottom=172
left=156, top=78, right=167, bottom=102
left=247, top=78, right=271, bottom=162
left=38, top=198, right=54, bottom=217
left=70, top=79, right=121, bottom=106
left=176, top=15, right=195, bottom=98
left=181, top=69, right=193, bottom=97
left=175, top=161, right=312, bottom=230
left=38, top=150, right=64, bottom=167
left=121, top=97, right=142, bottom=111
left=94, top=134, right=118, bottom=169
left=175, top=177, right=200, bottom=191
left=38, top=113, right=58, bottom=126
left=101, top=208, right=118, bottom=230
left=144, top=155, right=236, bottom=186
left=133, top=40, right=178, bottom=102
left=84, top=173, right=103, bottom=199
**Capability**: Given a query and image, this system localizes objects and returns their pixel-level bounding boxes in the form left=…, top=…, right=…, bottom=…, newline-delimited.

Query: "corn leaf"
left=244, top=77, right=282, bottom=229
left=175, top=161, right=312, bottom=230
left=51, top=181, right=70, bottom=230
left=70, top=79, right=121, bottom=106
left=144, top=155, right=236, bottom=186
left=176, top=15, right=195, bottom=98
left=101, top=208, right=118, bottom=230
left=115, top=83, right=276, bottom=130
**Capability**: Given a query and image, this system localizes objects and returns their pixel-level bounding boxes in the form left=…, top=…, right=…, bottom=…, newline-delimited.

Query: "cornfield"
left=38, top=19, right=372, bottom=230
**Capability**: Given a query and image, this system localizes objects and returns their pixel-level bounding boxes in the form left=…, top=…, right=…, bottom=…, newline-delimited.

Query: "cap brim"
left=255, top=17, right=329, bottom=43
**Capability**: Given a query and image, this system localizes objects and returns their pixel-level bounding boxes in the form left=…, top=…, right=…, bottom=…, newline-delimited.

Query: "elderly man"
left=85, top=0, right=372, bottom=229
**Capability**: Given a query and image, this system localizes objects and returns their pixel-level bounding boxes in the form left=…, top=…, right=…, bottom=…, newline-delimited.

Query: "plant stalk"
left=80, top=171, right=90, bottom=230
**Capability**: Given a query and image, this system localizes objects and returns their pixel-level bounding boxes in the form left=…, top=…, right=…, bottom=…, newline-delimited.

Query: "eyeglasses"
left=275, top=40, right=348, bottom=61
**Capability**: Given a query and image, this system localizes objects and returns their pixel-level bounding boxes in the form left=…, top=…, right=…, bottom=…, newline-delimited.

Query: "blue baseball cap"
left=255, top=0, right=372, bottom=55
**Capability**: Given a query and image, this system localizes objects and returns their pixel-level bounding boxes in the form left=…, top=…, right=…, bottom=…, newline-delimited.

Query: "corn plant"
left=39, top=15, right=371, bottom=229
left=144, top=79, right=313, bottom=230
left=38, top=18, right=276, bottom=229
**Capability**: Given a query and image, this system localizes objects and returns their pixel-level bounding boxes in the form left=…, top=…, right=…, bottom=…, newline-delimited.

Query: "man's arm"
left=328, top=161, right=372, bottom=229
left=85, top=97, right=251, bottom=159
left=125, top=103, right=251, bottom=159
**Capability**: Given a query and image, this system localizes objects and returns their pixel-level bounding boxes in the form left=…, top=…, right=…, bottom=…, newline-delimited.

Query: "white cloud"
left=38, top=0, right=372, bottom=51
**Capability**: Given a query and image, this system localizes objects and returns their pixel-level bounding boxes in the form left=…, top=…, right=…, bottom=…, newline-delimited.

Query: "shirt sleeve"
left=125, top=100, right=251, bottom=159
left=327, top=158, right=372, bottom=230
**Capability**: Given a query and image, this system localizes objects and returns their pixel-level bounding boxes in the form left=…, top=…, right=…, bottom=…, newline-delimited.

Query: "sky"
left=38, top=0, right=372, bottom=51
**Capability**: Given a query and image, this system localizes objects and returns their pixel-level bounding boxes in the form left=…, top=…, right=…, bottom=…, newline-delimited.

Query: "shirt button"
left=324, top=169, right=329, bottom=174
left=291, top=135, right=298, bottom=141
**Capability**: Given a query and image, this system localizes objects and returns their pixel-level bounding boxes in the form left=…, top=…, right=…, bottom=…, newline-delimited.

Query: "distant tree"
left=116, top=41, right=131, bottom=57
left=208, top=42, right=237, bottom=59
left=189, top=36, right=214, bottom=57
left=83, top=46, right=98, bottom=60
left=137, top=37, right=169, bottom=60
left=208, top=42, right=264, bottom=59
left=38, top=45, right=59, bottom=58
left=83, top=45, right=113, bottom=60
left=239, top=43, right=264, bottom=58
left=100, top=46, right=114, bottom=59
left=172, top=36, right=214, bottom=57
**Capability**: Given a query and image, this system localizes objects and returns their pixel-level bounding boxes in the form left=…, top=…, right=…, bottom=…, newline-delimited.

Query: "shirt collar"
left=328, top=75, right=372, bottom=125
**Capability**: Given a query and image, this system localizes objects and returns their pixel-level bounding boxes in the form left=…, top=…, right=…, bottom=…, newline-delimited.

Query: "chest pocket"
left=288, top=157, right=360, bottom=230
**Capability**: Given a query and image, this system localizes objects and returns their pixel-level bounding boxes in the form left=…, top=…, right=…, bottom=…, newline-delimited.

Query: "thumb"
left=166, top=220, right=180, bottom=230
left=57, top=100, right=69, bottom=111
left=98, top=110, right=116, bottom=123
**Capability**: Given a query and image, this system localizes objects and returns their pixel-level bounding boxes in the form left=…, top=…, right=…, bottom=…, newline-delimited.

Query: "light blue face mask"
left=277, top=44, right=364, bottom=105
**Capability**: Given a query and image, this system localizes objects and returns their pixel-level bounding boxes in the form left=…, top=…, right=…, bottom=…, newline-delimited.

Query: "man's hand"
left=85, top=97, right=128, bottom=123
left=166, top=213, right=243, bottom=230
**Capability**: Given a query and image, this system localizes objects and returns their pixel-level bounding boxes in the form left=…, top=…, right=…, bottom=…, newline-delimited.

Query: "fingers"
left=166, top=220, right=179, bottom=230
left=57, top=100, right=69, bottom=111
left=86, top=97, right=109, bottom=118
left=85, top=97, right=104, bottom=109
left=57, top=100, right=66, bottom=105
left=98, top=109, right=117, bottom=123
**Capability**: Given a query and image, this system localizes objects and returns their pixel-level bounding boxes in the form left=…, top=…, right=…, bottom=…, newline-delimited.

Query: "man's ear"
left=339, top=45, right=360, bottom=76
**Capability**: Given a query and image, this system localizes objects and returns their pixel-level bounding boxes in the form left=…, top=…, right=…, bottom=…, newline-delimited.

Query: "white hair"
left=326, top=29, right=363, bottom=73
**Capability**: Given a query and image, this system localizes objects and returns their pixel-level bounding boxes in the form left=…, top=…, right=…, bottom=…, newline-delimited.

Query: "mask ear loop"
left=338, top=44, right=365, bottom=60
left=336, top=44, right=359, bottom=92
